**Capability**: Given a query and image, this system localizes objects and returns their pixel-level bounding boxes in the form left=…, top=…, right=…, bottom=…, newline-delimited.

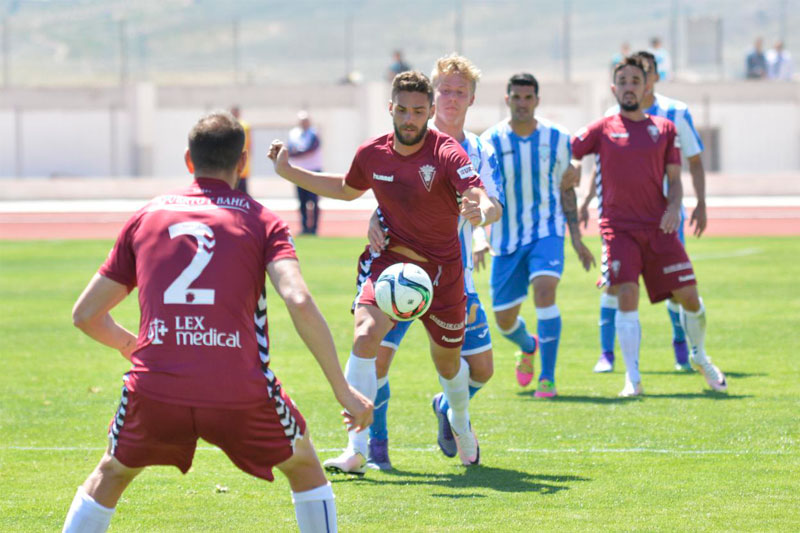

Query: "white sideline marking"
left=691, top=247, right=763, bottom=260
left=2, top=445, right=790, bottom=456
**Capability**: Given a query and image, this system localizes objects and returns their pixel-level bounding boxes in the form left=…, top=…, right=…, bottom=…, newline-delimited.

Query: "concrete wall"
left=0, top=80, right=798, bottom=178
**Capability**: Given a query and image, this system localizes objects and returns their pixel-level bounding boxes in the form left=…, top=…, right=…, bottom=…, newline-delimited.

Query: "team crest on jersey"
left=419, top=164, right=436, bottom=191
left=611, top=260, right=621, bottom=277
left=647, top=125, right=660, bottom=143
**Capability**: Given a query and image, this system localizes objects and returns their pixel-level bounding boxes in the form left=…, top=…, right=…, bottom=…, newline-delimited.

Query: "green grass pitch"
left=1, top=236, right=799, bottom=532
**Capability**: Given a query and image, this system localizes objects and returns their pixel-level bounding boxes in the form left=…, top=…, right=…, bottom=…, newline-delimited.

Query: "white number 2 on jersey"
left=164, top=221, right=216, bottom=305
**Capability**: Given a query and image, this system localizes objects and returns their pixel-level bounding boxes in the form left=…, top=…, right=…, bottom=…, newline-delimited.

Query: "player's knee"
left=494, top=311, right=517, bottom=332
left=468, top=355, right=493, bottom=383
left=95, top=454, right=140, bottom=484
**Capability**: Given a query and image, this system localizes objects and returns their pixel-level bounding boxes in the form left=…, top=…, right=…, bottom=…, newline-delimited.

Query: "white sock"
left=344, top=353, right=376, bottom=456
left=440, top=360, right=470, bottom=435
left=62, top=486, right=115, bottom=533
left=666, top=299, right=681, bottom=314
left=600, top=293, right=619, bottom=309
left=615, top=311, right=641, bottom=385
left=681, top=299, right=708, bottom=363
left=292, top=482, right=337, bottom=533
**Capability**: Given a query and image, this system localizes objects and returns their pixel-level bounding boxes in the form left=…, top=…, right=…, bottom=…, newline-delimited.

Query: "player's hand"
left=473, top=243, right=490, bottom=272
left=561, top=163, right=581, bottom=190
left=339, top=386, right=374, bottom=433
left=690, top=200, right=707, bottom=237
left=367, top=210, right=388, bottom=254
left=578, top=201, right=590, bottom=229
left=571, top=235, right=596, bottom=271
left=267, top=140, right=291, bottom=176
left=660, top=204, right=681, bottom=234
left=460, top=197, right=483, bottom=226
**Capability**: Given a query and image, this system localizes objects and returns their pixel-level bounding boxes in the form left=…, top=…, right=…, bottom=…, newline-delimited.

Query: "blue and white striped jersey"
left=480, top=117, right=571, bottom=256
left=450, top=129, right=505, bottom=293
left=605, top=93, right=704, bottom=157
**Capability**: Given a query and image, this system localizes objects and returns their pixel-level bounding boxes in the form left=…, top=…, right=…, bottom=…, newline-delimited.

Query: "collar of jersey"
left=193, top=177, right=234, bottom=190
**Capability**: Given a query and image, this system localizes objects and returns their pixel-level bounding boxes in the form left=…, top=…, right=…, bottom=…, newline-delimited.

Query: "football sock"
left=599, top=293, right=618, bottom=355
left=616, top=310, right=641, bottom=385
left=499, top=316, right=536, bottom=353
left=680, top=300, right=708, bottom=363
left=62, top=486, right=115, bottom=533
left=666, top=300, right=686, bottom=343
left=439, top=366, right=484, bottom=416
left=292, top=482, right=338, bottom=533
left=344, top=353, right=376, bottom=457
left=369, top=377, right=390, bottom=441
left=536, top=305, right=561, bottom=382
left=439, top=360, right=470, bottom=436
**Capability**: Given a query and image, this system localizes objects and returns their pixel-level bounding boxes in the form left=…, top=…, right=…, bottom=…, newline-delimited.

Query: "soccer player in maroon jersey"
left=567, top=57, right=727, bottom=397
left=62, top=112, right=372, bottom=533
left=269, top=71, right=498, bottom=471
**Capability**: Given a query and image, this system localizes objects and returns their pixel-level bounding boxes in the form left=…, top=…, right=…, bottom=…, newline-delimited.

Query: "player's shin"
left=499, top=316, right=536, bottom=353
left=615, top=311, right=642, bottom=385
left=439, top=360, right=485, bottom=415
left=666, top=300, right=686, bottom=342
left=680, top=300, right=707, bottom=362
left=344, top=353, right=377, bottom=456
left=599, top=293, right=618, bottom=356
left=292, top=482, right=337, bottom=533
left=62, top=486, right=115, bottom=533
left=537, top=305, right=562, bottom=381
left=439, top=360, right=470, bottom=435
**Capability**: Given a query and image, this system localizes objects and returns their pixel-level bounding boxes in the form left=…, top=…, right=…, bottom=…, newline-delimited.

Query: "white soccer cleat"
left=691, top=355, right=728, bottom=392
left=593, top=353, right=614, bottom=373
left=449, top=416, right=480, bottom=466
left=323, top=450, right=367, bottom=476
left=619, top=375, right=644, bottom=397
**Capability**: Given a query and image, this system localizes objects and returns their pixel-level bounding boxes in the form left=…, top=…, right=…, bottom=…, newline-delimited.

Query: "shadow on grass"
left=516, top=391, right=749, bottom=403
left=330, top=465, right=588, bottom=496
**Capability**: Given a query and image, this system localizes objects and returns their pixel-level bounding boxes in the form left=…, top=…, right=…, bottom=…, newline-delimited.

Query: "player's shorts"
left=380, top=292, right=492, bottom=356
left=354, top=246, right=466, bottom=349
left=490, top=236, right=565, bottom=311
left=108, top=380, right=306, bottom=482
left=599, top=225, right=696, bottom=303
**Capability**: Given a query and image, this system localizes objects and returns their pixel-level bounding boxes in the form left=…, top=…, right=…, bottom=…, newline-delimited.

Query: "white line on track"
left=2, top=445, right=791, bottom=456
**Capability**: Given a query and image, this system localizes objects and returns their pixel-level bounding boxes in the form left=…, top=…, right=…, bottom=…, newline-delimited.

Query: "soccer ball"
left=374, top=262, right=433, bottom=321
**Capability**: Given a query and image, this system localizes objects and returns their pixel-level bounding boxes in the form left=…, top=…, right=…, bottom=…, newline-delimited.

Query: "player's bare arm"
left=367, top=209, right=388, bottom=254
left=579, top=169, right=598, bottom=228
left=267, top=258, right=374, bottom=432
left=268, top=140, right=363, bottom=201
left=561, top=159, right=582, bottom=190
left=461, top=187, right=500, bottom=227
left=561, top=187, right=596, bottom=271
left=687, top=154, right=707, bottom=237
left=661, top=163, right=683, bottom=234
left=472, top=225, right=490, bottom=272
left=72, top=274, right=138, bottom=361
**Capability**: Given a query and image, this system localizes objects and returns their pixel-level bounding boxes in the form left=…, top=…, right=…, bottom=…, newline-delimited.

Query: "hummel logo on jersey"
left=610, top=132, right=630, bottom=138
left=147, top=318, right=168, bottom=345
left=647, top=125, right=660, bottom=143
left=457, top=163, right=476, bottom=180
left=678, top=274, right=696, bottom=282
left=419, top=164, right=436, bottom=191
left=373, top=173, right=394, bottom=182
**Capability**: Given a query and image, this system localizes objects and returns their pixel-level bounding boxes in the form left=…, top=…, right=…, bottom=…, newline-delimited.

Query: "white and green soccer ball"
left=374, top=262, right=433, bottom=321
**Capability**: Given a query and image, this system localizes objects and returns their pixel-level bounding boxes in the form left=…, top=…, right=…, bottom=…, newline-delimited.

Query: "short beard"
left=394, top=122, right=428, bottom=146
left=620, top=101, right=639, bottom=112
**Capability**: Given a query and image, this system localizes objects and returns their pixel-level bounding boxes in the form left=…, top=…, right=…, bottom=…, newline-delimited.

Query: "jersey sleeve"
left=477, top=139, right=505, bottom=207
left=444, top=139, right=483, bottom=194
left=553, top=129, right=572, bottom=189
left=571, top=119, right=603, bottom=160
left=98, top=213, right=140, bottom=290
left=674, top=108, right=704, bottom=158
left=344, top=145, right=372, bottom=191
left=665, top=122, right=682, bottom=167
left=264, top=217, right=298, bottom=266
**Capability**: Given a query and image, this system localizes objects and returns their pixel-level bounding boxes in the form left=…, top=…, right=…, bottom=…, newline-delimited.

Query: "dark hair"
left=633, top=50, right=658, bottom=76
left=506, top=72, right=539, bottom=95
left=188, top=112, right=245, bottom=173
left=391, top=71, right=434, bottom=105
left=612, top=56, right=647, bottom=83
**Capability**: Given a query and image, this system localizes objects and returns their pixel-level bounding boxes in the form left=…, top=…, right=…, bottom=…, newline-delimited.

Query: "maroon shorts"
left=108, top=381, right=306, bottom=482
left=354, top=246, right=466, bottom=349
left=600, top=226, right=696, bottom=303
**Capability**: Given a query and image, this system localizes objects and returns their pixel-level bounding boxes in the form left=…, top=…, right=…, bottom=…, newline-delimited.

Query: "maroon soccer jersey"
left=572, top=114, right=681, bottom=229
left=345, top=129, right=483, bottom=264
left=99, top=178, right=297, bottom=408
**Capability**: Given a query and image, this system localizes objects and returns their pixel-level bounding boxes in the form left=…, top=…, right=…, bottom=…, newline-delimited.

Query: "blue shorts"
left=380, top=292, right=492, bottom=356
left=490, top=236, right=564, bottom=311
left=678, top=205, right=686, bottom=245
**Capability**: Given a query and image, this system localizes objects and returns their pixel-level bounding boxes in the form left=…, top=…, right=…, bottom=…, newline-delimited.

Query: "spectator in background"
left=648, top=37, right=672, bottom=81
left=230, top=106, right=252, bottom=194
left=386, top=50, right=411, bottom=81
left=746, top=37, right=768, bottom=79
left=287, top=111, right=322, bottom=235
left=611, top=42, right=631, bottom=72
left=766, top=40, right=794, bottom=80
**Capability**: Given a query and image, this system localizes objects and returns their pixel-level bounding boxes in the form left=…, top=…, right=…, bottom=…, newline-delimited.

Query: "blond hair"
left=431, top=53, right=481, bottom=93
